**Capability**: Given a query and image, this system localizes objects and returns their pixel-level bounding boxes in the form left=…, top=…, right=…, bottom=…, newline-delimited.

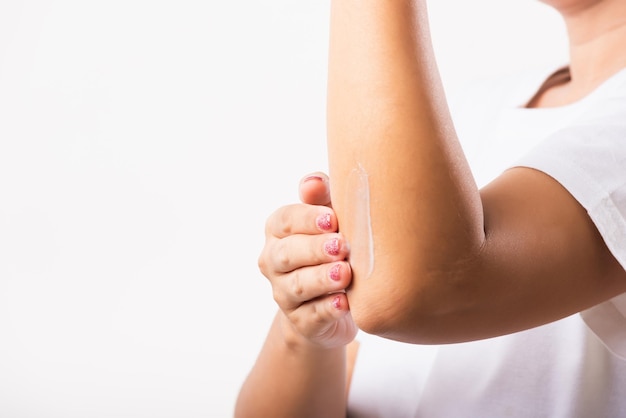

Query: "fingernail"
left=303, top=175, right=324, bottom=183
left=332, top=295, right=342, bottom=310
left=324, top=238, right=340, bottom=256
left=328, top=263, right=341, bottom=281
left=316, top=213, right=332, bottom=231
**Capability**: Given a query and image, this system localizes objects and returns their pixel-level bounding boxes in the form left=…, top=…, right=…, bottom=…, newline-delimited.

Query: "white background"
left=0, top=1, right=567, bottom=417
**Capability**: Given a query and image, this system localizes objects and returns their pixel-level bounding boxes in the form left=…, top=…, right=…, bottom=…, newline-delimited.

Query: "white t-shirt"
left=347, top=67, right=626, bottom=417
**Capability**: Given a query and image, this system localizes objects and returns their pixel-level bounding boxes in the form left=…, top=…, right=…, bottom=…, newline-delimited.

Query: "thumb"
left=298, top=172, right=332, bottom=207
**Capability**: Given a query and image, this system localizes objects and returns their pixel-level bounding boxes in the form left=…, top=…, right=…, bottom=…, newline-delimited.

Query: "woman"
left=236, top=0, right=626, bottom=416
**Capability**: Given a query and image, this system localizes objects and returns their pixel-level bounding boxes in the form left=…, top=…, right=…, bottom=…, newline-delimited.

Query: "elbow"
left=347, top=256, right=482, bottom=344
left=345, top=270, right=400, bottom=334
left=349, top=293, right=411, bottom=340
left=347, top=276, right=437, bottom=343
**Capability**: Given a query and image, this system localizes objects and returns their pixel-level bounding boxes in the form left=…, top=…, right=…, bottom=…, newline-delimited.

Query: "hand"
left=258, top=172, right=357, bottom=348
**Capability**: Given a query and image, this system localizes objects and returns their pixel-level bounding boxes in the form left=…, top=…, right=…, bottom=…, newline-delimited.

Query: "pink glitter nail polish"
left=324, top=238, right=340, bottom=256
left=329, top=263, right=341, bottom=281
left=316, top=213, right=332, bottom=231
left=332, top=295, right=342, bottom=310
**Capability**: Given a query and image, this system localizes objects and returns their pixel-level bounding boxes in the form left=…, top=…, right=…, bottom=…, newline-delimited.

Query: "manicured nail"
left=328, top=263, right=341, bottom=281
left=316, top=213, right=332, bottom=231
left=324, top=238, right=340, bottom=256
left=332, top=295, right=342, bottom=310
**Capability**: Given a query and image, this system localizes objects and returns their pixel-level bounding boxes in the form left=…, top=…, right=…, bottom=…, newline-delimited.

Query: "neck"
left=529, top=1, right=626, bottom=107
left=561, top=1, right=626, bottom=90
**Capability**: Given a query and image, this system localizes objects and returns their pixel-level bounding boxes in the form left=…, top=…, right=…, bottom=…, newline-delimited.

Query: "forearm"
left=326, top=0, right=484, bottom=342
left=235, top=311, right=347, bottom=418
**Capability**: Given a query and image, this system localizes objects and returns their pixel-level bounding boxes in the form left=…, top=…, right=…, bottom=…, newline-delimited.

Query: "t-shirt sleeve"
left=514, top=120, right=626, bottom=359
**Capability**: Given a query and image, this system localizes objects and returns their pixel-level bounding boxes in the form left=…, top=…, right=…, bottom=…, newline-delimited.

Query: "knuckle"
left=265, top=206, right=291, bottom=237
left=272, top=287, right=287, bottom=308
left=289, top=312, right=303, bottom=331
left=290, top=312, right=315, bottom=340
left=309, top=303, right=327, bottom=328
left=258, top=238, right=291, bottom=276
left=257, top=242, right=274, bottom=276
left=289, top=270, right=305, bottom=299
left=277, top=207, right=294, bottom=236
left=257, top=252, right=269, bottom=277
left=275, top=240, right=292, bottom=271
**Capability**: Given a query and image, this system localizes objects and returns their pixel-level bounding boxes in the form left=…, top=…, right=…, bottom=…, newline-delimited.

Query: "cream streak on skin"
left=347, top=163, right=375, bottom=279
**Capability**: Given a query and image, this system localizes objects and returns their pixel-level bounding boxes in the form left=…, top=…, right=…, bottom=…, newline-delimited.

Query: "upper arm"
left=472, top=166, right=626, bottom=337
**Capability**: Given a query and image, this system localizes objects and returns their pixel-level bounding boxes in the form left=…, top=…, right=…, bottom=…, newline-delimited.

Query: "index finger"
left=265, top=203, right=337, bottom=238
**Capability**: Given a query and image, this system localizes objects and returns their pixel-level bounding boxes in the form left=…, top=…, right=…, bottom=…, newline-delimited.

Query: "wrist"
left=276, top=311, right=344, bottom=354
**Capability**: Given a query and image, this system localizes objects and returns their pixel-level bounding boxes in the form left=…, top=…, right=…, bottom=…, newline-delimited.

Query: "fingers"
left=276, top=292, right=354, bottom=348
left=272, top=261, right=352, bottom=310
left=286, top=293, right=352, bottom=341
left=265, top=203, right=337, bottom=239
left=259, top=232, right=349, bottom=276
left=298, top=172, right=331, bottom=206
left=258, top=172, right=356, bottom=347
left=275, top=263, right=353, bottom=344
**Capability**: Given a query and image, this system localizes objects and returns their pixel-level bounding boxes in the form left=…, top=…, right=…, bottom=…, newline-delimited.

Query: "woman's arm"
left=326, top=0, right=626, bottom=344
left=235, top=312, right=348, bottom=418
left=235, top=176, right=356, bottom=418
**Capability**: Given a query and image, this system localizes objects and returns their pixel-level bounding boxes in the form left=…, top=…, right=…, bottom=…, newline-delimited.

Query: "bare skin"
left=532, top=0, right=626, bottom=107
left=236, top=0, right=626, bottom=416
left=326, top=0, right=626, bottom=344
left=235, top=174, right=357, bottom=418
